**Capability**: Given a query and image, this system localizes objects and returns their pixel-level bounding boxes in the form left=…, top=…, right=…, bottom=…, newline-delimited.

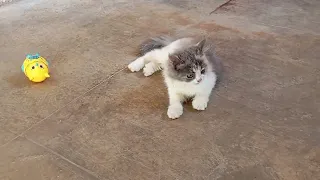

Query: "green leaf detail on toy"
left=26, top=53, right=40, bottom=60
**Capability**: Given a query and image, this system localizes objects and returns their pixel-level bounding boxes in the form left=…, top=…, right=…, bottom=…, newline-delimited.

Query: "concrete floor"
left=0, top=0, right=319, bottom=179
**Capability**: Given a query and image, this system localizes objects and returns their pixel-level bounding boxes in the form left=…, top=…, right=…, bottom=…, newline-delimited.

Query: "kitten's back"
left=203, top=38, right=223, bottom=84
left=139, top=36, right=175, bottom=56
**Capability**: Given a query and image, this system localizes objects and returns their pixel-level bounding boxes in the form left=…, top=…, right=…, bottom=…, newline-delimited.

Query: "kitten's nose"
left=196, top=78, right=202, bottom=83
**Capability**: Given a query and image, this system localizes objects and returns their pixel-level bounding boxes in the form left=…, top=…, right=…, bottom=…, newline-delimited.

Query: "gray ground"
left=0, top=0, right=319, bottom=179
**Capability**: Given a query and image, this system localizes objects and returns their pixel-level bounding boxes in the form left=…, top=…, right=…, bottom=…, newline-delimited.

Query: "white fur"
left=128, top=38, right=217, bottom=119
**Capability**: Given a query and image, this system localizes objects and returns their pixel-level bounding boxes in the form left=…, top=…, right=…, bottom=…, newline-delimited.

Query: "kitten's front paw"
left=167, top=104, right=183, bottom=119
left=143, top=63, right=161, bottom=77
left=192, top=98, right=208, bottom=111
left=143, top=64, right=155, bottom=77
left=128, top=58, right=144, bottom=72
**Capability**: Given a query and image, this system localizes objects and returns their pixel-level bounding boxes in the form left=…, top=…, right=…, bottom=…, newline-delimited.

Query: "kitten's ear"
left=195, top=39, right=206, bottom=55
left=169, top=54, right=182, bottom=64
left=169, top=54, right=184, bottom=70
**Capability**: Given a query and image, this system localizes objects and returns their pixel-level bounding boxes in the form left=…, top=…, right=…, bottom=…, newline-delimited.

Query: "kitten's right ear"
left=169, top=54, right=180, bottom=62
left=195, top=39, right=206, bottom=55
left=169, top=54, right=184, bottom=70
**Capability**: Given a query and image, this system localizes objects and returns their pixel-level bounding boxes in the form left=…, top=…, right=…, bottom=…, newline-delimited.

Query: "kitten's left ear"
left=195, top=39, right=206, bottom=55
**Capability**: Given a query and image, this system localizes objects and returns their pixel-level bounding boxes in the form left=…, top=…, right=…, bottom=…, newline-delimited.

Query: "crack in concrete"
left=1, top=66, right=127, bottom=149
left=210, top=0, right=235, bottom=14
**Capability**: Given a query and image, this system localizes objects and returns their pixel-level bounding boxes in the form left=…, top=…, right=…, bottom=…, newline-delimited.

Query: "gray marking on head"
left=166, top=38, right=223, bottom=84
left=167, top=39, right=208, bottom=82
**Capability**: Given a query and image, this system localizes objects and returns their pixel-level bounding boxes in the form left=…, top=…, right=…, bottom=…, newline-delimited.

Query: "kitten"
left=128, top=36, right=222, bottom=119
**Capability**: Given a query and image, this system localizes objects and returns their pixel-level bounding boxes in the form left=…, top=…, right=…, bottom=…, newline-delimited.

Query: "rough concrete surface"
left=0, top=0, right=319, bottom=179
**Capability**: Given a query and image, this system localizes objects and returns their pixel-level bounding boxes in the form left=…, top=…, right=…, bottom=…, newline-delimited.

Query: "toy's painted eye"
left=32, top=66, right=35, bottom=69
left=40, top=65, right=43, bottom=68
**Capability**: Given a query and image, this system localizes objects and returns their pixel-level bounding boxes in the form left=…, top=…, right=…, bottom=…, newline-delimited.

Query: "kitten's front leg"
left=167, top=90, right=183, bottom=119
left=143, top=62, right=162, bottom=77
left=128, top=57, right=145, bottom=72
left=128, top=49, right=164, bottom=75
left=192, top=94, right=210, bottom=111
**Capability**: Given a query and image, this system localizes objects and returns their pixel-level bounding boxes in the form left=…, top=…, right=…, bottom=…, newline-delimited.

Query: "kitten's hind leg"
left=128, top=57, right=145, bottom=72
left=128, top=49, right=166, bottom=73
left=143, top=62, right=162, bottom=77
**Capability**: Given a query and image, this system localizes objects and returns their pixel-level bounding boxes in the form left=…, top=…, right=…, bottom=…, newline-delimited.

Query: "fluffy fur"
left=128, top=36, right=222, bottom=119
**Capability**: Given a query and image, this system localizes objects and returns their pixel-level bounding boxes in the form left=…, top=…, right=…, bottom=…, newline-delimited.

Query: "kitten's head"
left=167, top=39, right=208, bottom=84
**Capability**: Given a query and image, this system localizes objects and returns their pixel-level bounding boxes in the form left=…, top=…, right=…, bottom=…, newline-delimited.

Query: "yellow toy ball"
left=21, top=53, right=50, bottom=83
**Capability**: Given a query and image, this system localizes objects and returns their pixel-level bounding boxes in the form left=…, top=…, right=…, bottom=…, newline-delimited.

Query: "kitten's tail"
left=139, top=35, right=174, bottom=56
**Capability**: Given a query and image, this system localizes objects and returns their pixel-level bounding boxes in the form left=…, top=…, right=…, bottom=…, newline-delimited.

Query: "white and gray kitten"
left=128, top=36, right=222, bottom=119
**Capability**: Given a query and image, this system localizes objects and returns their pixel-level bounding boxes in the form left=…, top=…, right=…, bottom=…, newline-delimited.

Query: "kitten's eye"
left=187, top=74, right=194, bottom=79
left=31, top=66, right=35, bottom=70
left=40, top=65, right=43, bottom=68
left=201, top=69, right=206, bottom=74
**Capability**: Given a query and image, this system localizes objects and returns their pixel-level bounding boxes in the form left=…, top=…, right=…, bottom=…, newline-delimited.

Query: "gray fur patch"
left=167, top=38, right=223, bottom=83
left=139, top=35, right=174, bottom=56
left=167, top=40, right=206, bottom=82
left=205, top=46, right=223, bottom=84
